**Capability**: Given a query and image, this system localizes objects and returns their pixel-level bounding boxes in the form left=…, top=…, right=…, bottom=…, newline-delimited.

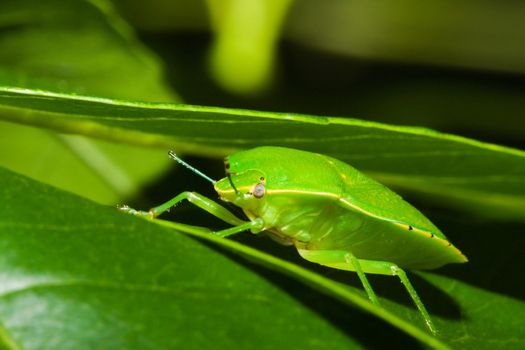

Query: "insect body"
left=121, top=146, right=467, bottom=334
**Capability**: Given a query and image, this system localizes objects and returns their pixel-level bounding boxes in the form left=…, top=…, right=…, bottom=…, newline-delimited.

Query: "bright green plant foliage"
left=0, top=166, right=431, bottom=350
left=1, top=165, right=525, bottom=349
left=0, top=0, right=177, bottom=204
left=0, top=87, right=524, bottom=219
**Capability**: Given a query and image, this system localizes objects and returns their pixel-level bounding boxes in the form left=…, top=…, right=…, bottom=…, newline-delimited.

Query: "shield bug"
left=121, top=146, right=467, bottom=334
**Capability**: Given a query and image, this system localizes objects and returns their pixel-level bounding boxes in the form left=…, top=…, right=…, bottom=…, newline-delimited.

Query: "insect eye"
left=253, top=183, right=265, bottom=199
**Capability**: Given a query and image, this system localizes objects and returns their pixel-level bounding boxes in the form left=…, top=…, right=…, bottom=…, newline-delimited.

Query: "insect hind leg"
left=297, top=249, right=436, bottom=334
left=345, top=253, right=380, bottom=306
left=297, top=249, right=381, bottom=305
left=390, top=265, right=436, bottom=334
left=355, top=258, right=436, bottom=335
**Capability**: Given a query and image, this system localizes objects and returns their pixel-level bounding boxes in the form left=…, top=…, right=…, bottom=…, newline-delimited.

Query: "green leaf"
left=0, top=87, right=524, bottom=219
left=0, top=166, right=436, bottom=349
left=2, top=164, right=525, bottom=349
left=0, top=0, right=174, bottom=101
left=0, top=0, right=178, bottom=204
left=420, top=274, right=525, bottom=349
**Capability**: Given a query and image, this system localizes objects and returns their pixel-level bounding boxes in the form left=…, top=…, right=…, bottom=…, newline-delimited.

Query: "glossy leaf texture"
left=1, top=165, right=525, bottom=349
left=0, top=166, right=432, bottom=350
left=0, top=87, right=524, bottom=220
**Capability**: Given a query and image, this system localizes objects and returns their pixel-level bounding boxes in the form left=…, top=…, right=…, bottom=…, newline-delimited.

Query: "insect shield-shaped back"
left=163, top=146, right=465, bottom=335
left=221, top=147, right=346, bottom=196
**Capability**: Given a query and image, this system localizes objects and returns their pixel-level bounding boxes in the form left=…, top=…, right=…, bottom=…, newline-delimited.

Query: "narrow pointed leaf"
left=0, top=87, right=524, bottom=218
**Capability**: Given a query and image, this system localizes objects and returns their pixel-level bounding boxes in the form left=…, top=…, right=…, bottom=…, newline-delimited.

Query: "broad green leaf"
left=0, top=166, right=439, bottom=350
left=420, top=274, right=525, bottom=349
left=0, top=87, right=524, bottom=220
left=2, top=165, right=525, bottom=349
left=0, top=0, right=177, bottom=204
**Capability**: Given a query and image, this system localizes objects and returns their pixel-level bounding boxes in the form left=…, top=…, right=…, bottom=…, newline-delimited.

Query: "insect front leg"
left=119, top=192, right=265, bottom=238
left=120, top=191, right=245, bottom=225
left=212, top=218, right=265, bottom=238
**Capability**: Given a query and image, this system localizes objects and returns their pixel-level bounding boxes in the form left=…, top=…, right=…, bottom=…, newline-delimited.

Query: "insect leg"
left=345, top=253, right=381, bottom=306
left=390, top=265, right=436, bottom=335
left=121, top=191, right=245, bottom=226
left=120, top=192, right=265, bottom=238
left=296, top=249, right=381, bottom=305
left=212, top=218, right=265, bottom=238
left=355, top=259, right=436, bottom=334
left=297, top=249, right=436, bottom=333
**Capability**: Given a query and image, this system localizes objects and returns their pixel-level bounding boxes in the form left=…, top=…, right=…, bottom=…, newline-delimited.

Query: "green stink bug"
left=121, top=146, right=467, bottom=334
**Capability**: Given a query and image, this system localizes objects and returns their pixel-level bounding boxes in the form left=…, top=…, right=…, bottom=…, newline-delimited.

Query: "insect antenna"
left=168, top=151, right=216, bottom=184
left=227, top=172, right=239, bottom=195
